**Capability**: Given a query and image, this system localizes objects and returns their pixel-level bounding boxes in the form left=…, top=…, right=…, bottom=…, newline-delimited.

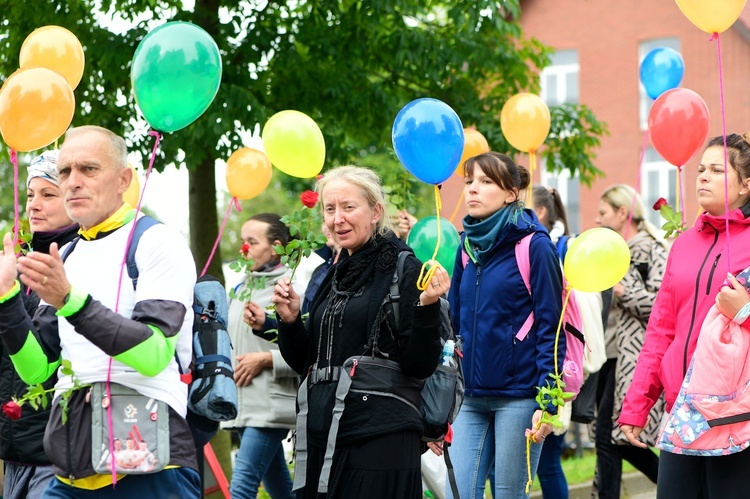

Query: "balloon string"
left=416, top=185, right=443, bottom=291
left=714, top=33, right=731, bottom=273
left=106, top=129, right=163, bottom=486
left=10, top=150, right=18, bottom=246
left=527, top=151, right=537, bottom=203
left=449, top=191, right=465, bottom=223
left=625, top=131, right=649, bottom=241
left=674, top=166, right=685, bottom=224
left=201, top=197, right=241, bottom=278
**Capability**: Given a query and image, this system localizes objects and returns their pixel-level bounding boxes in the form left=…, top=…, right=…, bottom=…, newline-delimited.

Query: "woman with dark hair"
left=223, top=213, right=309, bottom=499
left=0, top=150, right=79, bottom=499
left=273, top=166, right=448, bottom=498
left=448, top=153, right=563, bottom=498
left=620, top=134, right=750, bottom=497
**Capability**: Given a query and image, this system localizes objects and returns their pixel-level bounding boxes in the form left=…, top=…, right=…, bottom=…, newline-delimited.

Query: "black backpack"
left=61, top=216, right=238, bottom=427
left=388, top=251, right=465, bottom=497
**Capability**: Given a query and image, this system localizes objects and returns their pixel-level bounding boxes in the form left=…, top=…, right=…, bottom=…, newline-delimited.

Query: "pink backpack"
left=462, top=234, right=586, bottom=398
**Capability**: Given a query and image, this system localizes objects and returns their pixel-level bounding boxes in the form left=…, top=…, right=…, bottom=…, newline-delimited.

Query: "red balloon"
left=648, top=88, right=709, bottom=167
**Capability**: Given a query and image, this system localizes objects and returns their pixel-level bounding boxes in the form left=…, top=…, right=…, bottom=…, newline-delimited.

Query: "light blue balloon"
left=640, top=48, right=684, bottom=100
left=392, top=98, right=464, bottom=185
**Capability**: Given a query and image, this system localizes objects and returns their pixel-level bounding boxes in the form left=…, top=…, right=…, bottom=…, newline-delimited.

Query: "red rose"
left=240, top=242, right=251, bottom=258
left=653, top=197, right=668, bottom=211
left=2, top=401, right=21, bottom=420
left=300, top=190, right=319, bottom=208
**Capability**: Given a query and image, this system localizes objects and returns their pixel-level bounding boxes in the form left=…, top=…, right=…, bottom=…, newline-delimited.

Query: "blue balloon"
left=640, top=48, right=685, bottom=100
left=392, top=98, right=464, bottom=185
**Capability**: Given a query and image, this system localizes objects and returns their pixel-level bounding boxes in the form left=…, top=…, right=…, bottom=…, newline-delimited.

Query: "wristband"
left=56, top=286, right=89, bottom=317
left=733, top=301, right=750, bottom=325
left=0, top=280, right=20, bottom=303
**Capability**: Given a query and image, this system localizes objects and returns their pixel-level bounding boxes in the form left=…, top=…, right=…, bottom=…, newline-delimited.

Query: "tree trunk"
left=188, top=157, right=224, bottom=283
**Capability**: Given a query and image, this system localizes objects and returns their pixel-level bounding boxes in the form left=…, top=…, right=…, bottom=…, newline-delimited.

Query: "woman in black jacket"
left=0, top=150, right=79, bottom=499
left=272, top=165, right=449, bottom=498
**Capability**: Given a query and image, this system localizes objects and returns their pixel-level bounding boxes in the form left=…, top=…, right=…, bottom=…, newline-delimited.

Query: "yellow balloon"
left=500, top=93, right=550, bottom=153
left=563, top=228, right=631, bottom=293
left=226, top=148, right=272, bottom=200
left=0, top=67, right=75, bottom=152
left=676, top=0, right=747, bottom=34
left=19, top=25, right=85, bottom=90
left=124, top=165, right=141, bottom=207
left=455, top=128, right=491, bottom=177
left=261, top=110, right=325, bottom=178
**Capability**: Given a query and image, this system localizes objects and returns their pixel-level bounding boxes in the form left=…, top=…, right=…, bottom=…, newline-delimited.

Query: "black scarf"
left=309, top=231, right=407, bottom=364
left=29, top=223, right=80, bottom=254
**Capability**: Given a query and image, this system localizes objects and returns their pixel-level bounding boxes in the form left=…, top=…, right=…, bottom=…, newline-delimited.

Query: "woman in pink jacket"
left=619, top=133, right=750, bottom=497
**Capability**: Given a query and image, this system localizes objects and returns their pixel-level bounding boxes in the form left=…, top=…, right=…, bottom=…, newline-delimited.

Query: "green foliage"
left=228, top=256, right=268, bottom=303
left=13, top=359, right=89, bottom=426
left=0, top=0, right=607, bottom=270
left=274, top=205, right=327, bottom=281
left=658, top=203, right=686, bottom=239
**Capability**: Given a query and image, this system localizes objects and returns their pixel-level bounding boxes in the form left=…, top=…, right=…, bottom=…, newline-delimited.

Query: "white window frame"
left=540, top=167, right=581, bottom=235
left=540, top=50, right=579, bottom=106
left=640, top=147, right=677, bottom=230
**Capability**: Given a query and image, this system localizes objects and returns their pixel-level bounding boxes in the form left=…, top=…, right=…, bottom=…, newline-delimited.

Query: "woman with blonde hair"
left=273, top=166, right=449, bottom=498
left=593, top=184, right=667, bottom=498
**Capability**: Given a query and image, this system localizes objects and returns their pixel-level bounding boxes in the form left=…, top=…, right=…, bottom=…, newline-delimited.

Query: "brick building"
left=441, top=1, right=750, bottom=234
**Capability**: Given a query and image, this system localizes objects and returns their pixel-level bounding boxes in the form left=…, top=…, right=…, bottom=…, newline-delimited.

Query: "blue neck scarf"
left=463, top=203, right=522, bottom=264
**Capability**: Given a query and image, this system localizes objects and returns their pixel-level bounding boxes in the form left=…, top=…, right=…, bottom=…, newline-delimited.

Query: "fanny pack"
left=90, top=383, right=170, bottom=475
left=294, top=355, right=423, bottom=494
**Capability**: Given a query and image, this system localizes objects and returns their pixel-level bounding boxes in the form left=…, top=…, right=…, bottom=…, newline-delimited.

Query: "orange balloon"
left=226, top=148, right=272, bottom=200
left=124, top=165, right=141, bottom=207
left=500, top=93, right=550, bottom=153
left=455, top=128, right=490, bottom=177
left=20, top=25, right=85, bottom=90
left=0, top=67, right=75, bottom=152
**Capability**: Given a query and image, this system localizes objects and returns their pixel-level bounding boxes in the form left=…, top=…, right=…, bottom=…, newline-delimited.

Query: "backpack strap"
left=514, top=234, right=535, bottom=342
left=387, top=251, right=410, bottom=325
left=125, top=215, right=161, bottom=289
left=556, top=235, right=570, bottom=264
left=59, top=237, right=81, bottom=262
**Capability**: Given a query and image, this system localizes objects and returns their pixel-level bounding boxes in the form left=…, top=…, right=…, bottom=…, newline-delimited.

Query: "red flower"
left=2, top=401, right=21, bottom=420
left=240, top=242, right=251, bottom=258
left=653, top=197, right=668, bottom=211
left=300, top=190, right=319, bottom=208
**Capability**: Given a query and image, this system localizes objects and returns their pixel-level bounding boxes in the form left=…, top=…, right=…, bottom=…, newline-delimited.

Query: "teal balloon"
left=131, top=22, right=222, bottom=133
left=406, top=216, right=460, bottom=277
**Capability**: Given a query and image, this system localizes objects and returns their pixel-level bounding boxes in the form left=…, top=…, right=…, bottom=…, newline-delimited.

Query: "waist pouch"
left=294, top=356, right=423, bottom=494
left=90, top=383, right=170, bottom=475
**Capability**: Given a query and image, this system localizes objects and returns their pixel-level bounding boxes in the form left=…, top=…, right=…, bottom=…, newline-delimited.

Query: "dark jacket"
left=0, top=225, right=78, bottom=464
left=278, top=233, right=443, bottom=446
left=449, top=209, right=564, bottom=399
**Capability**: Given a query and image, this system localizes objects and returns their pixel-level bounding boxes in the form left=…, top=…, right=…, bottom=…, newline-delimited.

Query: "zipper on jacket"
left=705, top=254, right=721, bottom=295
left=470, top=265, right=482, bottom=389
left=684, top=229, right=719, bottom=375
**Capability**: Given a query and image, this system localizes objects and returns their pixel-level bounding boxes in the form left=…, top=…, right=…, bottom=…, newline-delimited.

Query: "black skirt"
left=297, top=430, right=422, bottom=499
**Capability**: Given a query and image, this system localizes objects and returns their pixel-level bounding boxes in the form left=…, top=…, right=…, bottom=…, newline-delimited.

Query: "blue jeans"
left=537, top=432, right=568, bottom=499
left=230, top=427, right=293, bottom=499
left=447, top=396, right=542, bottom=499
left=43, top=468, right=201, bottom=498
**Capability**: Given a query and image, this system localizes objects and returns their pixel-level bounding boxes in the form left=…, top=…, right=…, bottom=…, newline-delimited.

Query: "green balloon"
left=131, top=22, right=222, bottom=133
left=406, top=216, right=460, bottom=277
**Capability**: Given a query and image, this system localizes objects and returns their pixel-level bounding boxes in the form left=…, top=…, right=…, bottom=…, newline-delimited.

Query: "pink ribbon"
left=201, top=197, right=242, bottom=278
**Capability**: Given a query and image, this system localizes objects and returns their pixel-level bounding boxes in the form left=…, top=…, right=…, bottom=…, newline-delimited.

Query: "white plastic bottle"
left=441, top=339, right=455, bottom=366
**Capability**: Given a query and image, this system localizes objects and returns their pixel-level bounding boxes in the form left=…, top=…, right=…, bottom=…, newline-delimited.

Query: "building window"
left=640, top=146, right=677, bottom=229
left=540, top=50, right=581, bottom=233
left=540, top=167, right=581, bottom=235
left=540, top=50, right=579, bottom=106
left=639, top=37, right=681, bottom=130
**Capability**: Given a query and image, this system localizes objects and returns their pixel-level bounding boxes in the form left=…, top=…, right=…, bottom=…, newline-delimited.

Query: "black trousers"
left=595, top=358, right=659, bottom=498
left=657, top=449, right=750, bottom=498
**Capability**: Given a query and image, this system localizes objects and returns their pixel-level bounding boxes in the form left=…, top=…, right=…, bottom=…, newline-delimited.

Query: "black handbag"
left=571, top=370, right=599, bottom=424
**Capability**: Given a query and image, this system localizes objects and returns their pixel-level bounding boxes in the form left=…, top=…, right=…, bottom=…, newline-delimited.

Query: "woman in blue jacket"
left=448, top=152, right=564, bottom=499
